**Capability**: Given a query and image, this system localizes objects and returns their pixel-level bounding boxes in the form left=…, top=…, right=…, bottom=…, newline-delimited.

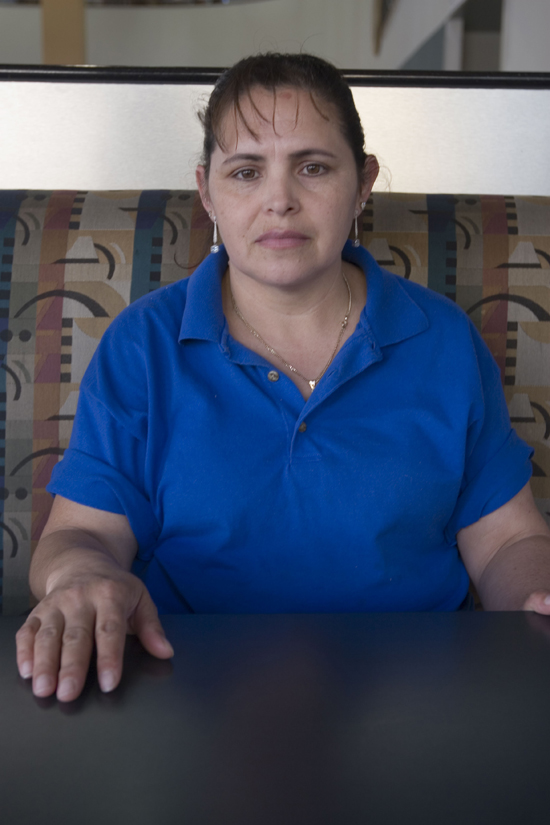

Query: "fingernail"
left=164, top=640, right=175, bottom=656
left=19, top=661, right=32, bottom=679
left=57, top=678, right=77, bottom=701
left=34, top=675, right=53, bottom=696
left=99, top=670, right=117, bottom=693
left=544, top=595, right=550, bottom=605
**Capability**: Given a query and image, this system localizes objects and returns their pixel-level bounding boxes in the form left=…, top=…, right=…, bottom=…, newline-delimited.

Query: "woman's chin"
left=255, top=237, right=309, bottom=251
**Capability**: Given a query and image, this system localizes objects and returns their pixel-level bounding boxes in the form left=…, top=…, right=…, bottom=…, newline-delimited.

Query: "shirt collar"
left=179, top=241, right=429, bottom=348
left=343, top=242, right=429, bottom=347
left=179, top=245, right=228, bottom=344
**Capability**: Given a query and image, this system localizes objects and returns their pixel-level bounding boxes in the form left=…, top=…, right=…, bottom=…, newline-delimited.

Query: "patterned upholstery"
left=0, top=189, right=548, bottom=615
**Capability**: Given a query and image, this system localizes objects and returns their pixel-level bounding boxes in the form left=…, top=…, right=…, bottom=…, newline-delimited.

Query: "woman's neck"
left=222, top=261, right=367, bottom=401
left=227, top=261, right=348, bottom=333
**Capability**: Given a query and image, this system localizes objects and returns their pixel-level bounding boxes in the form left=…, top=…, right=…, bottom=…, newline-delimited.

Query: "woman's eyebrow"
left=221, top=153, right=263, bottom=166
left=289, top=149, right=337, bottom=160
left=221, top=149, right=337, bottom=166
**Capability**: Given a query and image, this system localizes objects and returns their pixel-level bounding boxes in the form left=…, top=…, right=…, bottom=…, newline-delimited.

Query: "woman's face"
left=197, top=86, right=377, bottom=292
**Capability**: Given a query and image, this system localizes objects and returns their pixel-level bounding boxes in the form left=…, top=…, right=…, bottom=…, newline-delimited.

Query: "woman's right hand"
left=15, top=497, right=174, bottom=703
left=16, top=569, right=173, bottom=702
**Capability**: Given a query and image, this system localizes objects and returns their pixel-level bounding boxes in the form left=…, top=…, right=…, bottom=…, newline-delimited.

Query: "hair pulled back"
left=198, top=52, right=367, bottom=179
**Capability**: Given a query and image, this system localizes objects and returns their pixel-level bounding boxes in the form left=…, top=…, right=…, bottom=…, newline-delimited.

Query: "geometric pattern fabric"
left=0, top=189, right=548, bottom=614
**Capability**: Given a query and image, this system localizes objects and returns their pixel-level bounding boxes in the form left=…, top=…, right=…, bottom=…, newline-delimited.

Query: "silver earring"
left=353, top=202, right=367, bottom=248
left=353, top=211, right=360, bottom=247
left=210, top=215, right=220, bottom=254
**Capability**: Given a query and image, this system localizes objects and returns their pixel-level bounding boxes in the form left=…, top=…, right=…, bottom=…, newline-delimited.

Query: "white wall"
left=501, top=0, right=550, bottom=71
left=87, top=0, right=465, bottom=70
left=8, top=1, right=550, bottom=73
left=0, top=0, right=464, bottom=70
left=0, top=6, right=41, bottom=65
left=85, top=1, right=370, bottom=68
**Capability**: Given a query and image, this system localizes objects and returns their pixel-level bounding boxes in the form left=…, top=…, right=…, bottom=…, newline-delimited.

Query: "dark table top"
left=2, top=611, right=550, bottom=825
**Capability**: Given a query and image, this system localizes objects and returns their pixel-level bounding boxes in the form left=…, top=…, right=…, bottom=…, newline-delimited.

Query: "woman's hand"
left=15, top=496, right=173, bottom=702
left=16, top=568, right=173, bottom=702
left=522, top=591, right=550, bottom=613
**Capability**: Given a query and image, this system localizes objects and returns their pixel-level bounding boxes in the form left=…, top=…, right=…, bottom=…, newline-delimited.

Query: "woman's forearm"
left=476, top=533, right=550, bottom=611
left=29, top=496, right=139, bottom=601
left=29, top=528, right=129, bottom=601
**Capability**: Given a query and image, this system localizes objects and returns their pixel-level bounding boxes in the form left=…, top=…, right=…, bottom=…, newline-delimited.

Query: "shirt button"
left=298, top=422, right=307, bottom=433
left=267, top=370, right=279, bottom=382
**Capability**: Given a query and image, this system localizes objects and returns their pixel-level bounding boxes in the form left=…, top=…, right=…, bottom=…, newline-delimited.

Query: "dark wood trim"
left=0, top=65, right=222, bottom=84
left=342, top=70, right=550, bottom=89
left=0, top=65, right=549, bottom=89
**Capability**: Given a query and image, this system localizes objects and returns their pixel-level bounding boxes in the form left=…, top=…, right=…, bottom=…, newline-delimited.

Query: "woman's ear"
left=360, top=154, right=380, bottom=204
left=196, top=166, right=212, bottom=214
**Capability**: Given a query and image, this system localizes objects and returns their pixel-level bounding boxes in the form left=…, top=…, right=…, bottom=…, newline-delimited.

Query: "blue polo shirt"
left=47, top=242, right=533, bottom=613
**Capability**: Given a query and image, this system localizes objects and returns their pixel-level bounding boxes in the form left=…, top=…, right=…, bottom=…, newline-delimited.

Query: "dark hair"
left=198, top=52, right=367, bottom=179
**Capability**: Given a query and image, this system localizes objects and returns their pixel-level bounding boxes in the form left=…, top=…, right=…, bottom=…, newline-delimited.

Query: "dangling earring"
left=352, top=202, right=367, bottom=248
left=353, top=210, right=360, bottom=247
left=210, top=214, right=220, bottom=254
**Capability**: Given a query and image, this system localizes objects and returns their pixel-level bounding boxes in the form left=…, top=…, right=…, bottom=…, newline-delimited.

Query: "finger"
left=94, top=603, right=129, bottom=694
left=522, top=591, right=550, bottom=614
left=131, top=590, right=174, bottom=660
left=30, top=610, right=65, bottom=698
left=56, top=611, right=95, bottom=703
left=15, top=615, right=41, bottom=680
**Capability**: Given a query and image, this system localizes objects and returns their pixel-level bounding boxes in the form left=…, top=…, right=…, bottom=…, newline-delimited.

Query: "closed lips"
left=256, top=231, right=309, bottom=244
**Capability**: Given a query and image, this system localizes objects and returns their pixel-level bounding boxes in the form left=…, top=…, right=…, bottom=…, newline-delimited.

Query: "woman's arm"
left=457, top=482, right=550, bottom=611
left=16, top=496, right=173, bottom=703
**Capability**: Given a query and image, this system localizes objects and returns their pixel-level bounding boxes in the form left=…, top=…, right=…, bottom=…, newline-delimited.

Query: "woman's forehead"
left=216, top=86, right=338, bottom=152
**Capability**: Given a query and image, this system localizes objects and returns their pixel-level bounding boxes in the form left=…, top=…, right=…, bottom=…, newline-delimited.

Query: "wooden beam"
left=42, top=0, right=86, bottom=65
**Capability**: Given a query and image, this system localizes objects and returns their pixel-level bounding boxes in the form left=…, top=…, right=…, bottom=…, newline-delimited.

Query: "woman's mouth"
left=255, top=230, right=310, bottom=249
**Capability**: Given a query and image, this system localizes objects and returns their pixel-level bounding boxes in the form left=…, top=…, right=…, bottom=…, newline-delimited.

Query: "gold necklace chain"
left=230, top=273, right=352, bottom=391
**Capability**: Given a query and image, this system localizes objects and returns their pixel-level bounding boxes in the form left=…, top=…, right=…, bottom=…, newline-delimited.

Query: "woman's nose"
left=263, top=173, right=299, bottom=215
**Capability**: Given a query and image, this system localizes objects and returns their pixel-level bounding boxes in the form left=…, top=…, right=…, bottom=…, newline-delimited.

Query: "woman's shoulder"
left=350, top=243, right=473, bottom=335
left=393, top=272, right=469, bottom=320
left=83, top=278, right=193, bottom=395
left=388, top=271, right=487, bottom=372
left=374, top=263, right=477, bottom=345
left=105, top=277, right=191, bottom=341
left=103, top=250, right=225, bottom=349
left=374, top=266, right=500, bottom=393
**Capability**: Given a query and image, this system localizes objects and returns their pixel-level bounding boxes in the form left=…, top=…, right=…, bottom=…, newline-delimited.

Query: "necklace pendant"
left=308, top=380, right=317, bottom=390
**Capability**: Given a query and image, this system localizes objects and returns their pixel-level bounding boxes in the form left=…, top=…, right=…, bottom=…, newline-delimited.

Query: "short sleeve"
left=46, top=319, right=161, bottom=552
left=443, top=320, right=534, bottom=543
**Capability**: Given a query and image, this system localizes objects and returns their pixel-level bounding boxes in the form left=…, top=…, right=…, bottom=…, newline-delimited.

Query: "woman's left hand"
left=522, top=591, right=550, bottom=613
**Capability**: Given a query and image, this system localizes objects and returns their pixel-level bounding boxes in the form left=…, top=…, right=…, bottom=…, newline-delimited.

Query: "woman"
left=16, top=53, right=550, bottom=703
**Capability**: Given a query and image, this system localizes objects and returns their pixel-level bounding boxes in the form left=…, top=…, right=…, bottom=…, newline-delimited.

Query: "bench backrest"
left=0, top=189, right=548, bottom=614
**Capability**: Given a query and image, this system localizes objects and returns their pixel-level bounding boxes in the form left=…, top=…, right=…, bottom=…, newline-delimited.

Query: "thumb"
left=130, top=590, right=174, bottom=659
left=522, top=591, right=550, bottom=614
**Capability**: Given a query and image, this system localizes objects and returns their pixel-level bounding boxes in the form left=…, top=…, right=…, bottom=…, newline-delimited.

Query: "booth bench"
left=0, top=187, right=549, bottom=615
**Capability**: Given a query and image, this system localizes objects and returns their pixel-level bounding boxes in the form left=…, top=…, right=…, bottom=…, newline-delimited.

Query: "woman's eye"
left=303, top=163, right=325, bottom=176
left=235, top=168, right=258, bottom=180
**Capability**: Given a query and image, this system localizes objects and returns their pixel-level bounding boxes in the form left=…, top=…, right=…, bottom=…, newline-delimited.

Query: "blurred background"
left=0, top=0, right=548, bottom=72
